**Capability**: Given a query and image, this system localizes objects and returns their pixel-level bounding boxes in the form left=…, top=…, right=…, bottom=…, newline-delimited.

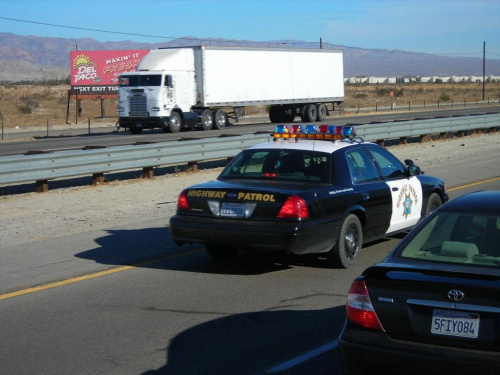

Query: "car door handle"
left=362, top=193, right=370, bottom=201
left=392, top=187, right=399, bottom=191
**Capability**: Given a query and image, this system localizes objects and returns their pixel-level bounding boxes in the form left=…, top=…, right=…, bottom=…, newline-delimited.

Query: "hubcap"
left=345, top=225, right=359, bottom=259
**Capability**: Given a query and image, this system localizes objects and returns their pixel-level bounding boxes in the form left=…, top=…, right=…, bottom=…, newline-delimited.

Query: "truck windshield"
left=119, top=74, right=162, bottom=87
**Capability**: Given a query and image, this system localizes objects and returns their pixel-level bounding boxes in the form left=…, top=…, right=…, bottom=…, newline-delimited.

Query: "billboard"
left=70, top=50, right=150, bottom=95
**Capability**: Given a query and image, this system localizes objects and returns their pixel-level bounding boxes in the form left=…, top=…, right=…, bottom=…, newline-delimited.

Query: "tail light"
left=277, top=195, right=309, bottom=219
left=177, top=190, right=190, bottom=211
left=346, top=280, right=384, bottom=331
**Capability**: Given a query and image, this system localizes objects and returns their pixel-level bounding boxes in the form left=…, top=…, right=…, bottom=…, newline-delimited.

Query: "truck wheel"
left=269, top=106, right=283, bottom=123
left=316, top=104, right=327, bottom=121
left=200, top=109, right=213, bottom=131
left=205, top=244, right=237, bottom=259
left=301, top=104, right=317, bottom=122
left=213, top=109, right=227, bottom=129
left=168, top=112, right=182, bottom=133
left=326, top=214, right=362, bottom=268
left=130, top=126, right=143, bottom=134
left=283, top=107, right=295, bottom=123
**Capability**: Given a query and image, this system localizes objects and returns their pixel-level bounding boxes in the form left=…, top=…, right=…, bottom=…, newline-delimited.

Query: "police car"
left=169, top=125, right=448, bottom=268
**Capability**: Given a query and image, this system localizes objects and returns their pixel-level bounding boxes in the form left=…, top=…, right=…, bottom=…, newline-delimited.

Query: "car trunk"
left=363, top=264, right=500, bottom=352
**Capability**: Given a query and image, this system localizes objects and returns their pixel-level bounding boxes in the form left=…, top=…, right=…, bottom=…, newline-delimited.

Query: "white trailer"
left=118, top=46, right=344, bottom=133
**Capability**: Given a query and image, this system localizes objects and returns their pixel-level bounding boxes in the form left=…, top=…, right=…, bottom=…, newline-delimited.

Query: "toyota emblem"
left=447, top=289, right=465, bottom=302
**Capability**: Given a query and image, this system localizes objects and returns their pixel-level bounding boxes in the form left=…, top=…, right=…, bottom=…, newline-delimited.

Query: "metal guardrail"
left=0, top=114, right=498, bottom=192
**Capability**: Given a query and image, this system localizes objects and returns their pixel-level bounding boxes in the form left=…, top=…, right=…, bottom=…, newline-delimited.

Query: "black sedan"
left=169, top=125, right=448, bottom=268
left=339, top=190, right=500, bottom=374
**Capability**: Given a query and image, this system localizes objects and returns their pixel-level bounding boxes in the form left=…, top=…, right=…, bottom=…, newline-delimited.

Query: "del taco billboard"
left=70, top=50, right=150, bottom=95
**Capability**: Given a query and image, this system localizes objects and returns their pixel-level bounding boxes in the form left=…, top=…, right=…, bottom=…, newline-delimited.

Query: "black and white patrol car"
left=169, top=125, right=448, bottom=268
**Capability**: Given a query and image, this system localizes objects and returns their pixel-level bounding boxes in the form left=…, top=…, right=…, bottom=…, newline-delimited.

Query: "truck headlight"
left=151, top=107, right=160, bottom=112
left=118, top=107, right=125, bottom=112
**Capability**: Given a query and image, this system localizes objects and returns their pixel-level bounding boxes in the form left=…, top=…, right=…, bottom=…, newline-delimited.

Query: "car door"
left=345, top=148, right=392, bottom=239
left=367, top=147, right=423, bottom=233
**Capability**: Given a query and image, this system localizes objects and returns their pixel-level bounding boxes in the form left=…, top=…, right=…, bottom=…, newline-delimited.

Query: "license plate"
left=220, top=202, right=245, bottom=218
left=431, top=309, right=479, bottom=338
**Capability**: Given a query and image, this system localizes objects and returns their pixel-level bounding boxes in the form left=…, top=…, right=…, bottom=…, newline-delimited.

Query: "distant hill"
left=0, top=32, right=499, bottom=82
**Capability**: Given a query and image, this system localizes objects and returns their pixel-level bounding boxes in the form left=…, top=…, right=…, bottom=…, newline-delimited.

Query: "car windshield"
left=399, top=211, right=500, bottom=267
left=219, top=149, right=331, bottom=183
left=119, top=74, right=162, bottom=86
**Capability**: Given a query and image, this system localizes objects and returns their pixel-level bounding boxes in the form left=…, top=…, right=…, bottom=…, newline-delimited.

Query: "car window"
left=367, top=147, right=406, bottom=180
left=399, top=212, right=500, bottom=267
left=345, top=150, right=381, bottom=184
left=219, top=149, right=331, bottom=183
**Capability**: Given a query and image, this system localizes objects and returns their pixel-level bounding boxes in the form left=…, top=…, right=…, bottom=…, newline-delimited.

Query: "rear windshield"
left=399, top=211, right=500, bottom=268
left=119, top=74, right=162, bottom=86
left=219, top=149, right=331, bottom=183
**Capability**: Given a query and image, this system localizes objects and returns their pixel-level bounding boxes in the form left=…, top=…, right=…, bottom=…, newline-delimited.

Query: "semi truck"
left=118, top=46, right=344, bottom=134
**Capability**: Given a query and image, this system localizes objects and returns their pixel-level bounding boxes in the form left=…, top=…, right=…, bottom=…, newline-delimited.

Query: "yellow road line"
left=3, top=176, right=500, bottom=301
left=448, top=176, right=500, bottom=192
left=0, top=249, right=201, bottom=301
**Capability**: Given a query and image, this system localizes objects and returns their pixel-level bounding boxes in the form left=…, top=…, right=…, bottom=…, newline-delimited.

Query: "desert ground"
left=0, top=82, right=499, bottom=129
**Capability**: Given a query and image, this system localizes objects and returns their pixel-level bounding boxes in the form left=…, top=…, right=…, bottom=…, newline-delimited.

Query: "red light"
left=345, top=280, right=384, bottom=331
left=263, top=172, right=277, bottom=178
left=177, top=190, right=190, bottom=211
left=277, top=195, right=309, bottom=219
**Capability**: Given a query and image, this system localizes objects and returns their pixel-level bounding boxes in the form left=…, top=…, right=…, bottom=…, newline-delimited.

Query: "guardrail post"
left=186, top=162, right=199, bottom=173
left=36, top=180, right=49, bottom=193
left=399, top=137, right=408, bottom=145
left=92, top=173, right=105, bottom=185
left=142, top=167, right=155, bottom=179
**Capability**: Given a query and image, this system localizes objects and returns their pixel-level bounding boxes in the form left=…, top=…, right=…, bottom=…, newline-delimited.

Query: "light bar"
left=274, top=124, right=356, bottom=141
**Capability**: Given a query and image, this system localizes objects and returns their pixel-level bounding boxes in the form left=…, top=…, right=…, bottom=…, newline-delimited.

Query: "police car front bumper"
left=169, top=214, right=339, bottom=255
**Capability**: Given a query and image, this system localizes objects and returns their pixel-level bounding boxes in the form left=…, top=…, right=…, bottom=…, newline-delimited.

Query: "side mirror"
left=404, top=159, right=421, bottom=176
left=165, top=75, right=174, bottom=88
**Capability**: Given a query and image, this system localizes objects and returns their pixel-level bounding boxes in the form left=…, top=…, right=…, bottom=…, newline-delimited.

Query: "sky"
left=1, top=0, right=499, bottom=59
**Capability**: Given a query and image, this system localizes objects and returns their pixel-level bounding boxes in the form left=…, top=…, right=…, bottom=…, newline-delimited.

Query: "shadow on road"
left=141, top=306, right=345, bottom=375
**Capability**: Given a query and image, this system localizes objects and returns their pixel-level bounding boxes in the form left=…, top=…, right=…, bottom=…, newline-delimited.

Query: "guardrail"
left=0, top=114, right=498, bottom=192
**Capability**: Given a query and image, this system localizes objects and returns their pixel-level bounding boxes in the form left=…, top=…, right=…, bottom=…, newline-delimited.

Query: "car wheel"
left=205, top=244, right=238, bottom=259
left=327, top=214, right=362, bottom=268
left=425, top=192, right=442, bottom=216
left=316, top=103, right=327, bottom=121
left=168, top=112, right=183, bottom=133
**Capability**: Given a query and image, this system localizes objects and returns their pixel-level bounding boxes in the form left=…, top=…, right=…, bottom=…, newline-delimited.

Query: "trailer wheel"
left=213, top=109, right=227, bottom=129
left=200, top=109, right=213, bottom=131
left=316, top=104, right=327, bottom=121
left=301, top=104, right=317, bottom=122
left=283, top=107, right=295, bottom=123
left=168, top=112, right=182, bottom=133
left=269, top=106, right=283, bottom=123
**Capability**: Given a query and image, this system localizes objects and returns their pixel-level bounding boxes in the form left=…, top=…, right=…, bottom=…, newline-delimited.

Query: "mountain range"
left=0, top=32, right=499, bottom=82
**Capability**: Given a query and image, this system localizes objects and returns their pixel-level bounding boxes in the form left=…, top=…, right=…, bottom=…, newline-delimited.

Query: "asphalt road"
left=1, top=106, right=498, bottom=156
left=1, top=157, right=499, bottom=374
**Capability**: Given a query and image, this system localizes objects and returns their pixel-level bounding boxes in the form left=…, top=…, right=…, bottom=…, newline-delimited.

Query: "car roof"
left=440, top=190, right=500, bottom=215
left=247, top=139, right=376, bottom=153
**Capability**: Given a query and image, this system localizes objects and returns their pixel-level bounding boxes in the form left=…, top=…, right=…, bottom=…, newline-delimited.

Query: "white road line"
left=266, top=339, right=339, bottom=374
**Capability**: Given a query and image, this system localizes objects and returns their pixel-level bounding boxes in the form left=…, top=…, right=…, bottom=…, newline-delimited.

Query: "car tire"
left=327, top=214, right=362, bottom=268
left=129, top=126, right=143, bottom=134
left=200, top=109, right=213, bottom=131
left=425, top=192, right=442, bottom=216
left=205, top=244, right=238, bottom=259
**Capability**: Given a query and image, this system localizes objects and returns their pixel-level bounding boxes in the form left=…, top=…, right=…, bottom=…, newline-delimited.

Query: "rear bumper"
left=339, top=322, right=500, bottom=375
left=169, top=214, right=339, bottom=255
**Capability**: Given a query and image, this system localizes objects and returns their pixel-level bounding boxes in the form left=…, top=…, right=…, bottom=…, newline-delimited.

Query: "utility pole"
left=482, top=41, right=486, bottom=100
left=320, top=37, right=323, bottom=49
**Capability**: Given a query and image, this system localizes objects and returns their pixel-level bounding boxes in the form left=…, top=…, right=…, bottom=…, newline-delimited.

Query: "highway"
left=1, top=106, right=498, bottom=156
left=1, top=141, right=499, bottom=374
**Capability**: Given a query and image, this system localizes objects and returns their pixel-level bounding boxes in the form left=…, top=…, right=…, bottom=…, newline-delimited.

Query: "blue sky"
left=1, top=0, right=499, bottom=58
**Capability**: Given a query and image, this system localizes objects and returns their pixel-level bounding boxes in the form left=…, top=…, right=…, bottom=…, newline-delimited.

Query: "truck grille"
left=129, top=95, right=147, bottom=117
